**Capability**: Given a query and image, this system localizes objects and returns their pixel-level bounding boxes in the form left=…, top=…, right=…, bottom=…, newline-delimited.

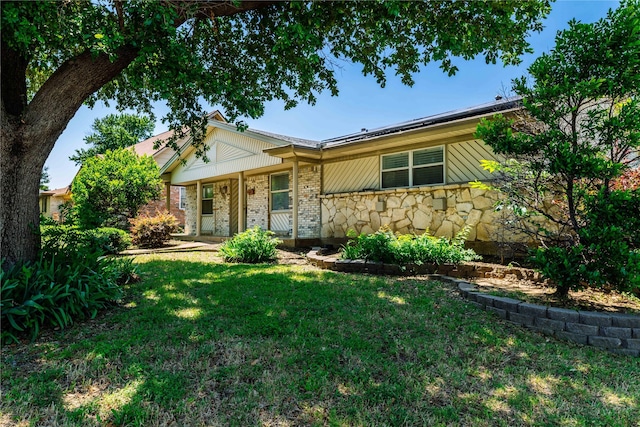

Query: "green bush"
left=342, top=226, right=480, bottom=265
left=41, top=225, right=131, bottom=256
left=129, top=212, right=179, bottom=248
left=531, top=189, right=640, bottom=297
left=219, top=226, right=282, bottom=263
left=1, top=252, right=136, bottom=344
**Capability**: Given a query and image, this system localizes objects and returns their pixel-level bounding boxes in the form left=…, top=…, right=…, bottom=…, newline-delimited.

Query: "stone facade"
left=321, top=184, right=527, bottom=252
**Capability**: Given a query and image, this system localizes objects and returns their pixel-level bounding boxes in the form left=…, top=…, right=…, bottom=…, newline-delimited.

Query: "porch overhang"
left=263, top=145, right=322, bottom=163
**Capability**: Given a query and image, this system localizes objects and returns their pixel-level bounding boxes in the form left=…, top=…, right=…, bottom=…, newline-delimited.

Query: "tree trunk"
left=0, top=123, right=47, bottom=268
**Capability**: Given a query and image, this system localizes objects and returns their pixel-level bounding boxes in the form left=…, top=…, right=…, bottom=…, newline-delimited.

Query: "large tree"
left=1, top=0, right=551, bottom=267
left=70, top=113, right=155, bottom=165
left=476, top=1, right=640, bottom=295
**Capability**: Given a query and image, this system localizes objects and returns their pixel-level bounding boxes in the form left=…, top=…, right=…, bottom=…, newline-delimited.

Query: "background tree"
left=476, top=1, right=640, bottom=296
left=1, top=0, right=551, bottom=267
left=39, top=167, right=50, bottom=191
left=71, top=149, right=162, bottom=229
left=70, top=113, right=155, bottom=165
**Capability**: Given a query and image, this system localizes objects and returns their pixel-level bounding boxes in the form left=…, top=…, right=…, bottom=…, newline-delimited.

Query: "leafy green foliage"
left=0, top=253, right=135, bottom=344
left=219, top=226, right=282, bottom=263
left=39, top=166, right=50, bottom=191
left=41, top=225, right=131, bottom=256
left=476, top=1, right=640, bottom=295
left=69, top=113, right=155, bottom=165
left=342, top=226, right=479, bottom=265
left=1, top=1, right=551, bottom=155
left=129, top=212, right=179, bottom=249
left=71, top=148, right=162, bottom=230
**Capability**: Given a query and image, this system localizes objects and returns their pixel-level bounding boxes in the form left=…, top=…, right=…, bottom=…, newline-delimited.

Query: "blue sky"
left=45, top=0, right=619, bottom=189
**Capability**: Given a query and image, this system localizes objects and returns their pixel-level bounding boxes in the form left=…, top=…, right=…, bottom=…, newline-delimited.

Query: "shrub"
left=219, top=226, right=282, bottom=263
left=129, top=212, right=179, bottom=248
left=342, top=226, right=479, bottom=265
left=41, top=225, right=131, bottom=256
left=0, top=251, right=136, bottom=344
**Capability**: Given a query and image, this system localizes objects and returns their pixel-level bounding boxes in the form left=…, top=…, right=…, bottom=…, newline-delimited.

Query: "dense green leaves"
left=70, top=113, right=155, bottom=165
left=219, top=226, right=282, bottom=263
left=341, top=226, right=479, bottom=265
left=71, top=148, right=162, bottom=229
left=476, top=1, right=640, bottom=295
left=2, top=0, right=551, bottom=151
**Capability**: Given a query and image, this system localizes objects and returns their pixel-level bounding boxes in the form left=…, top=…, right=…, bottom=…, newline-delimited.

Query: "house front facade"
left=160, top=98, right=526, bottom=254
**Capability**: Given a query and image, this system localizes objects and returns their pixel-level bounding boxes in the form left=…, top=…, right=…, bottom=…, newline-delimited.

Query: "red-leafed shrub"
left=130, top=212, right=179, bottom=248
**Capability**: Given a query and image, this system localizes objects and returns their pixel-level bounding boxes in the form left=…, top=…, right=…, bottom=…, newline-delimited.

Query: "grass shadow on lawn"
left=1, top=252, right=639, bottom=426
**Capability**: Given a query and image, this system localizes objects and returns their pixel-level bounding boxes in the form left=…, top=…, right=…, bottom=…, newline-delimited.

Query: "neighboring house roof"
left=39, top=186, right=71, bottom=197
left=131, top=129, right=175, bottom=158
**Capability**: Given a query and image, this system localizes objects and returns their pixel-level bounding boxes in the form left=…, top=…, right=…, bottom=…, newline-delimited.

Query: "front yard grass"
left=1, top=251, right=638, bottom=426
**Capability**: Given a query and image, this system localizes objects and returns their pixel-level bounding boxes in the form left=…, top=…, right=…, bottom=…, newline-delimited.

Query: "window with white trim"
left=179, top=187, right=187, bottom=210
left=381, top=146, right=445, bottom=188
left=270, top=173, right=290, bottom=211
left=202, top=184, right=214, bottom=215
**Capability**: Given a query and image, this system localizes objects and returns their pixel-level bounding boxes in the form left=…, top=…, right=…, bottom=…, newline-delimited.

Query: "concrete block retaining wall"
left=307, top=250, right=640, bottom=357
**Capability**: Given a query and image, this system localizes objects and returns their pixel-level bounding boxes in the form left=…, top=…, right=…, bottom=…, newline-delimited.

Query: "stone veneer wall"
left=246, top=175, right=269, bottom=230
left=298, top=165, right=322, bottom=238
left=321, top=184, right=527, bottom=252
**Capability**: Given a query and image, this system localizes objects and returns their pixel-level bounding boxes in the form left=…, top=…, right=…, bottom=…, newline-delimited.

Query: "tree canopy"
left=476, top=0, right=640, bottom=295
left=70, top=113, right=155, bottom=165
left=1, top=0, right=551, bottom=266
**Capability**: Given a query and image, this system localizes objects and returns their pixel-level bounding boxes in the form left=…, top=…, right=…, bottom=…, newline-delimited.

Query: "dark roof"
left=248, top=128, right=320, bottom=148
left=321, top=97, right=522, bottom=148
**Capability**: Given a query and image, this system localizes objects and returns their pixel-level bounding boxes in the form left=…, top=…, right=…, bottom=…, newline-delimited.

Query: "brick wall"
left=138, top=185, right=186, bottom=228
left=246, top=175, right=269, bottom=230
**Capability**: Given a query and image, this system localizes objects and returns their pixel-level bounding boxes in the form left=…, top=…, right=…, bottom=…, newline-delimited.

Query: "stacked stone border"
left=307, top=249, right=640, bottom=357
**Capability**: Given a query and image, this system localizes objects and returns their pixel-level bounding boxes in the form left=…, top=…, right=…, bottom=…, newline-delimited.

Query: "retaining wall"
left=307, top=250, right=640, bottom=357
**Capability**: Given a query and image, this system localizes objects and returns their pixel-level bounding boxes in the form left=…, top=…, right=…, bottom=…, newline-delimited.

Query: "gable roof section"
left=160, top=119, right=315, bottom=175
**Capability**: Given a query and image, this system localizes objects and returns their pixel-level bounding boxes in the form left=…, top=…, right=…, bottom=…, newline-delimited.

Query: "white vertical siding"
left=324, top=156, right=379, bottom=194
left=447, top=140, right=504, bottom=183
left=171, top=128, right=282, bottom=184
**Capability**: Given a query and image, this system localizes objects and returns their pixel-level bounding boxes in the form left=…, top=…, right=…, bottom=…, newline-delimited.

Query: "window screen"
left=381, top=146, right=444, bottom=188
left=271, top=173, right=290, bottom=211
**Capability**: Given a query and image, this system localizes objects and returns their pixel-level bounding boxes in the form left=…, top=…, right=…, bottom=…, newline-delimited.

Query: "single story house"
left=158, top=98, right=525, bottom=254
left=39, top=186, right=72, bottom=221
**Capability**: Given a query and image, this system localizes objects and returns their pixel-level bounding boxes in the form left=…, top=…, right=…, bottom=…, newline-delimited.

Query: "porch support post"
left=196, top=180, right=202, bottom=236
left=238, top=172, right=245, bottom=233
left=292, top=160, right=299, bottom=241
left=165, top=182, right=171, bottom=213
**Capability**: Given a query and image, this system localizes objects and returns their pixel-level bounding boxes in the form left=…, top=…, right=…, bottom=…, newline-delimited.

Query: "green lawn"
left=1, top=252, right=638, bottom=426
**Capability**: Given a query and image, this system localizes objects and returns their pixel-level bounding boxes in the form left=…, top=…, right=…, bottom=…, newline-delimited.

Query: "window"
left=179, top=187, right=187, bottom=210
left=381, top=146, right=444, bottom=189
left=202, top=184, right=213, bottom=215
left=40, top=196, right=48, bottom=213
left=271, top=173, right=290, bottom=211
